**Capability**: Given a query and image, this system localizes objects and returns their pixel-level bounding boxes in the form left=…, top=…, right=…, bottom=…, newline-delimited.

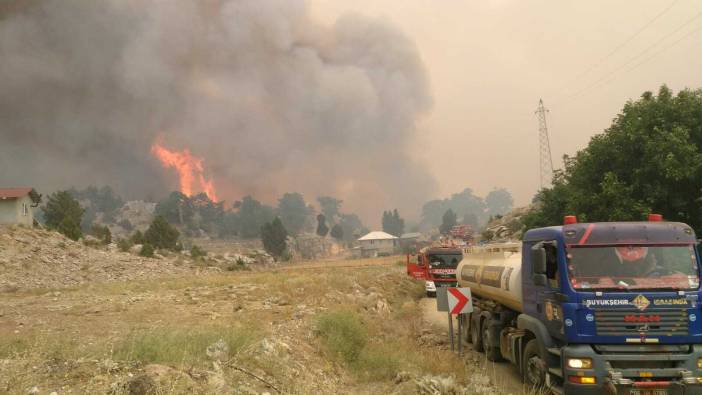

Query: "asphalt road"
left=420, top=297, right=528, bottom=395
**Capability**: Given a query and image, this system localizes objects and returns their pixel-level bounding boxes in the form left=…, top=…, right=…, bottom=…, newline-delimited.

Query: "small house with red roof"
left=0, top=188, right=39, bottom=226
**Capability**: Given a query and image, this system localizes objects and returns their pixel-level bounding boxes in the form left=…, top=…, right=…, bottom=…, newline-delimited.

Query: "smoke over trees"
left=0, top=0, right=435, bottom=223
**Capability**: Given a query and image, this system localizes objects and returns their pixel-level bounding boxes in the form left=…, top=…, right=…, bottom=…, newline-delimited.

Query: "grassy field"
left=0, top=255, right=510, bottom=394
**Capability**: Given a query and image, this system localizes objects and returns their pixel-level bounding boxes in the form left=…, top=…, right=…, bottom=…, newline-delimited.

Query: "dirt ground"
left=0, top=227, right=524, bottom=394
left=419, top=298, right=526, bottom=394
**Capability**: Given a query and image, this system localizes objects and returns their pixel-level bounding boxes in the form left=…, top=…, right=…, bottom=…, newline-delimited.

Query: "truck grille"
left=594, top=309, right=689, bottom=337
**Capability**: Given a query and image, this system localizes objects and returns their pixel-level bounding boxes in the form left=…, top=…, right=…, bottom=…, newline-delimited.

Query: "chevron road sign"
left=447, top=287, right=473, bottom=315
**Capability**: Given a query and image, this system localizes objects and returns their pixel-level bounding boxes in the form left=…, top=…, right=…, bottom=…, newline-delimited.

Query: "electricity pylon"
left=535, top=99, right=554, bottom=189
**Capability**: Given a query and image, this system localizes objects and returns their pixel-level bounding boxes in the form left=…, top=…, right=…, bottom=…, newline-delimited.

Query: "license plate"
left=629, top=390, right=667, bottom=395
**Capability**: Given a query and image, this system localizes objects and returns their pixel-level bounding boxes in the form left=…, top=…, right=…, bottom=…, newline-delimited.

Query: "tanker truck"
left=457, top=215, right=702, bottom=394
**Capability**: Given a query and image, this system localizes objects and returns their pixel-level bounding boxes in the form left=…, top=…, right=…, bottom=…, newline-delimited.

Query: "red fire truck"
left=406, top=246, right=463, bottom=297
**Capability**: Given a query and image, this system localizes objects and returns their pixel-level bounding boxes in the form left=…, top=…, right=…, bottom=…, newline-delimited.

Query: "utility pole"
left=535, top=99, right=554, bottom=189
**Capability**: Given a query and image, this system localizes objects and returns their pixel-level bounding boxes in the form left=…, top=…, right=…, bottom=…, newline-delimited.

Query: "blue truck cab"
left=522, top=216, right=702, bottom=394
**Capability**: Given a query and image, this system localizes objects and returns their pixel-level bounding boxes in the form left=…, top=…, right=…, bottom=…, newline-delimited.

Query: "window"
left=542, top=241, right=559, bottom=288
left=22, top=203, right=28, bottom=216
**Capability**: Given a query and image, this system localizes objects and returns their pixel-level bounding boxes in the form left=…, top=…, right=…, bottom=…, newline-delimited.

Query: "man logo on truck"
left=632, top=294, right=651, bottom=311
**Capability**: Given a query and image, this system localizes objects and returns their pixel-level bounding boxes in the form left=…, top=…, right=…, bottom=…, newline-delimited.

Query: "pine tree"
left=144, top=215, right=180, bottom=250
left=42, top=191, right=85, bottom=241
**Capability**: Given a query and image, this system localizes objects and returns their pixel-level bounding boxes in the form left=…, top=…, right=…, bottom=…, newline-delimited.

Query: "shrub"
left=139, top=243, right=154, bottom=258
left=316, top=310, right=366, bottom=364
left=190, top=245, right=207, bottom=260
left=144, top=216, right=180, bottom=250
left=113, top=326, right=257, bottom=367
left=261, top=217, right=288, bottom=258
left=117, top=238, right=133, bottom=252
left=355, top=346, right=401, bottom=382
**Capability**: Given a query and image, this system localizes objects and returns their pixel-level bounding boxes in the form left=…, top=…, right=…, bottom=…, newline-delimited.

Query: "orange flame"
left=151, top=141, right=218, bottom=201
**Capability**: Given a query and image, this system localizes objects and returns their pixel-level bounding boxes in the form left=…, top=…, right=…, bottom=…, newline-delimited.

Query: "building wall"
left=359, top=238, right=396, bottom=257
left=0, top=196, right=34, bottom=226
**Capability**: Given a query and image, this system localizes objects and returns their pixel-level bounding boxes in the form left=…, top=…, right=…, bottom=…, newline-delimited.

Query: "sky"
left=1, top=0, right=701, bottom=225
left=310, top=0, right=702, bottom=206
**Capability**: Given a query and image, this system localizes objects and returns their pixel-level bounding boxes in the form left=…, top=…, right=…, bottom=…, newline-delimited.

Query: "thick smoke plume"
left=0, top=0, right=435, bottom=222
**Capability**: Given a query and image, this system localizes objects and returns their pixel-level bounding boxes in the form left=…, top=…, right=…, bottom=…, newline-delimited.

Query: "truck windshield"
left=567, top=245, right=700, bottom=291
left=428, top=254, right=462, bottom=269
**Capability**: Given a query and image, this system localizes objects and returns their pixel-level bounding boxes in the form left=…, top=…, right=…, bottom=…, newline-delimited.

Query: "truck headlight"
left=697, top=358, right=702, bottom=369
left=567, top=358, right=592, bottom=369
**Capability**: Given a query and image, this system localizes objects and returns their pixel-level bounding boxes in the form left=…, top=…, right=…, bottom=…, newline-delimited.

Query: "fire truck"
left=407, top=245, right=463, bottom=297
left=457, top=214, right=702, bottom=394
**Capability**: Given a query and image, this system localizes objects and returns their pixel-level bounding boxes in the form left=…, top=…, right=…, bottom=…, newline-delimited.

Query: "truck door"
left=528, top=240, right=564, bottom=339
left=406, top=254, right=427, bottom=280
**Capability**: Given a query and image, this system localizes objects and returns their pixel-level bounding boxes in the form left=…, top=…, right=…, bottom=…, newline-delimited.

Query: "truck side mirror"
left=531, top=242, right=547, bottom=274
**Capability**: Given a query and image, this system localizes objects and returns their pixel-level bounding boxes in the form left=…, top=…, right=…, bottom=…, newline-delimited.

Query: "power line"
left=559, top=9, right=702, bottom=104
left=566, top=0, right=680, bottom=84
left=608, top=22, right=702, bottom=85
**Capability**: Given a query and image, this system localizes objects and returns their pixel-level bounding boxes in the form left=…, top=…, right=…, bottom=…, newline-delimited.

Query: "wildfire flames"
left=151, top=141, right=218, bottom=201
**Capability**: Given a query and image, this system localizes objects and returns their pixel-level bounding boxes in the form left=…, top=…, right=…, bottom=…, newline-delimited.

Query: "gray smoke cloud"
left=0, top=0, right=436, bottom=223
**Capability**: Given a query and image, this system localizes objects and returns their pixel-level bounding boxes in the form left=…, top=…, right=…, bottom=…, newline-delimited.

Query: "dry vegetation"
left=0, top=226, right=521, bottom=394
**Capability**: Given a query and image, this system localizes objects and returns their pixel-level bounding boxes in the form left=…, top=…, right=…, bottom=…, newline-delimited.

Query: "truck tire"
left=471, top=316, right=484, bottom=352
left=481, top=320, right=503, bottom=362
left=522, top=339, right=546, bottom=388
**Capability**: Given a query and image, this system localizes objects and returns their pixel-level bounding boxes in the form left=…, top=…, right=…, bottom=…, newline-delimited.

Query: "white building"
left=357, top=231, right=398, bottom=257
left=0, top=188, right=37, bottom=226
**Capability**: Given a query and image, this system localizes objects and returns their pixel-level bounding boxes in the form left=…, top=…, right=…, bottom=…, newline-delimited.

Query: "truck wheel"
left=481, top=321, right=503, bottom=362
left=426, top=291, right=436, bottom=297
left=471, top=317, right=484, bottom=352
left=522, top=339, right=546, bottom=388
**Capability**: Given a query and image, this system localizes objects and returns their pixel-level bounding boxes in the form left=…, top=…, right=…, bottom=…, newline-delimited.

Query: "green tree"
left=69, top=186, right=124, bottom=225
left=420, top=188, right=487, bottom=230
left=339, top=214, right=363, bottom=242
left=316, top=214, right=329, bottom=237
left=278, top=192, right=311, bottom=235
left=439, top=209, right=457, bottom=235
left=317, top=196, right=342, bottom=223
left=42, top=191, right=85, bottom=241
left=523, top=86, right=702, bottom=233
left=382, top=209, right=405, bottom=237
left=486, top=188, right=514, bottom=217
left=261, top=217, right=288, bottom=258
left=154, top=191, right=194, bottom=226
left=91, top=224, right=112, bottom=245
left=330, top=224, right=344, bottom=240
left=235, top=196, right=275, bottom=238
left=144, top=215, right=180, bottom=250
left=190, top=193, right=226, bottom=234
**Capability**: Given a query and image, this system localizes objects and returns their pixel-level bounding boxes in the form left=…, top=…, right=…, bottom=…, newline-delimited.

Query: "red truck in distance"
left=407, top=246, right=463, bottom=297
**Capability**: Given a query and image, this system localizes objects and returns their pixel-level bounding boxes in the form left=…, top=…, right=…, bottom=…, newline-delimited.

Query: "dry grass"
left=113, top=325, right=259, bottom=368
left=0, top=255, right=517, bottom=394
